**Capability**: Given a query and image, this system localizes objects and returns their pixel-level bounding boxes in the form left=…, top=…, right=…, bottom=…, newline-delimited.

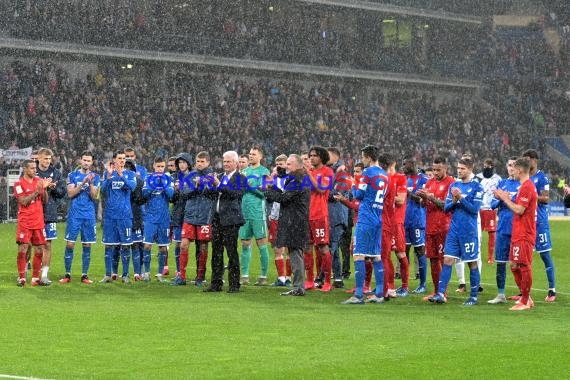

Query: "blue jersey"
left=491, top=178, right=520, bottom=235
left=67, top=170, right=101, bottom=220
left=352, top=165, right=388, bottom=227
left=142, top=177, right=174, bottom=225
left=444, top=179, right=484, bottom=237
left=404, top=173, right=427, bottom=229
left=530, top=170, right=549, bottom=225
left=136, top=164, right=148, bottom=180
left=101, top=170, right=137, bottom=220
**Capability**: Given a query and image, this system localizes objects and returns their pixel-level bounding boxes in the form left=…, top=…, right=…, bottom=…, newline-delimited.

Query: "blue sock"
left=120, top=246, right=130, bottom=277
left=158, top=251, right=166, bottom=274
left=418, top=254, right=427, bottom=287
left=64, top=246, right=74, bottom=273
left=175, top=245, right=181, bottom=273
left=372, top=259, right=384, bottom=298
left=112, top=246, right=120, bottom=274
left=496, top=263, right=506, bottom=294
left=143, top=249, right=152, bottom=273
left=540, top=251, right=556, bottom=289
left=132, top=245, right=141, bottom=275
left=81, top=245, right=91, bottom=275
left=469, top=267, right=480, bottom=299
left=104, top=246, right=113, bottom=276
left=354, top=260, right=365, bottom=299
left=437, top=264, right=452, bottom=294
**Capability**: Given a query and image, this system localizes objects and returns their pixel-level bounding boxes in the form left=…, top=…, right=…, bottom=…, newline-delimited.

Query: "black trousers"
left=340, top=225, right=352, bottom=277
left=211, top=215, right=241, bottom=290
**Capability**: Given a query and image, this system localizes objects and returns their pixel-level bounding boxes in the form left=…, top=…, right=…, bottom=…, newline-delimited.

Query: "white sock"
left=455, top=261, right=465, bottom=284
left=278, top=276, right=286, bottom=282
left=41, top=266, right=49, bottom=279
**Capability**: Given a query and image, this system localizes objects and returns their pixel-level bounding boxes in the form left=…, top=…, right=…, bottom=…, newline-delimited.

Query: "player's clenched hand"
left=42, top=178, right=53, bottom=189
left=493, top=189, right=508, bottom=201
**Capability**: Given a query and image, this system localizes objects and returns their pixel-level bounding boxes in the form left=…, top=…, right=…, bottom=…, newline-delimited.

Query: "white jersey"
left=475, top=173, right=501, bottom=210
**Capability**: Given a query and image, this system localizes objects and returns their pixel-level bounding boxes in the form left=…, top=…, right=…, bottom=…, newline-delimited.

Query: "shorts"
left=132, top=228, right=143, bottom=243
left=44, top=222, right=57, bottom=240
left=181, top=222, right=212, bottom=242
left=494, top=233, right=511, bottom=263
left=444, top=229, right=479, bottom=262
left=391, top=223, right=406, bottom=253
left=405, top=227, right=425, bottom=247
left=171, top=225, right=182, bottom=242
left=64, top=218, right=97, bottom=244
left=480, top=209, right=497, bottom=232
left=535, top=224, right=552, bottom=252
left=239, top=219, right=268, bottom=240
left=426, top=232, right=446, bottom=260
left=353, top=223, right=381, bottom=257
left=102, top=218, right=133, bottom=245
left=268, top=219, right=279, bottom=245
left=16, top=225, right=46, bottom=245
left=309, top=217, right=330, bottom=245
left=510, top=240, right=533, bottom=265
left=143, top=221, right=170, bottom=246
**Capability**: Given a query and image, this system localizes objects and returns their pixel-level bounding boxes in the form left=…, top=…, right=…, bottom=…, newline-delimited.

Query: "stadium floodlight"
left=383, top=19, right=395, bottom=23
left=126, top=64, right=133, bottom=69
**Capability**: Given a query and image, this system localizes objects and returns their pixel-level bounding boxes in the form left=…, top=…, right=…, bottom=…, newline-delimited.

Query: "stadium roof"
left=296, top=0, right=483, bottom=24
left=0, top=37, right=480, bottom=90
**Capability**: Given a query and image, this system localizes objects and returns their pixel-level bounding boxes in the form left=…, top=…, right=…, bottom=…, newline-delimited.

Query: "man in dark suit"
left=265, top=154, right=310, bottom=296
left=204, top=151, right=245, bottom=293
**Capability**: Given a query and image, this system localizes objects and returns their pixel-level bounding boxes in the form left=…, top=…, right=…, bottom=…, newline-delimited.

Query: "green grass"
left=1, top=221, right=569, bottom=379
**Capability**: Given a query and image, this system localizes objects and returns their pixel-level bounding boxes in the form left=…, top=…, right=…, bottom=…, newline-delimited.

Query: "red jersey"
left=424, top=175, right=455, bottom=234
left=511, top=179, right=537, bottom=244
left=392, top=173, right=407, bottom=224
left=382, top=176, right=395, bottom=232
left=14, top=176, right=45, bottom=229
left=309, top=165, right=334, bottom=221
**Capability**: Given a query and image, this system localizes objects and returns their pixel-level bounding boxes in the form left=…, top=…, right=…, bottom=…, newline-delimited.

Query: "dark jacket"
left=171, top=153, right=194, bottom=227
left=265, top=170, right=310, bottom=249
left=131, top=176, right=145, bottom=231
left=183, top=167, right=215, bottom=225
left=328, top=161, right=349, bottom=228
left=206, top=171, right=245, bottom=227
left=37, top=165, right=66, bottom=222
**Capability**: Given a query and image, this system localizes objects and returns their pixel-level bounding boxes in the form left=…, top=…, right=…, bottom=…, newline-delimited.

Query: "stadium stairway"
left=546, top=136, right=570, bottom=168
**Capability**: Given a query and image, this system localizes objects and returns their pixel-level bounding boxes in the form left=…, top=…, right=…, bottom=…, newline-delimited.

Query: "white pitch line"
left=0, top=375, right=53, bottom=380
left=478, top=282, right=567, bottom=296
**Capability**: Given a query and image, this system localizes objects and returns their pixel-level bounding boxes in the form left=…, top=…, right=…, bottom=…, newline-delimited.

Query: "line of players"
left=13, top=145, right=557, bottom=306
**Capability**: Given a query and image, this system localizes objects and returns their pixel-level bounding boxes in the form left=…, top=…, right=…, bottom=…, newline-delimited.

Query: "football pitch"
left=1, top=221, right=569, bottom=380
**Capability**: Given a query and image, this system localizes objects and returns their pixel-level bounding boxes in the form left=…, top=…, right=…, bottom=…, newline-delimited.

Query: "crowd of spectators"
left=0, top=59, right=557, bottom=180
left=0, top=0, right=489, bottom=80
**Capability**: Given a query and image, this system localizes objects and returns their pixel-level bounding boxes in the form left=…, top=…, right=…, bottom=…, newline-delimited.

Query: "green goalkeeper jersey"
left=241, top=165, right=271, bottom=220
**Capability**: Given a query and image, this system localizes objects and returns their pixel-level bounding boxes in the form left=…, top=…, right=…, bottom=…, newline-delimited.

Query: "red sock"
left=323, top=252, right=332, bottom=285
left=364, top=260, right=373, bottom=289
left=275, top=258, right=285, bottom=277
left=398, top=256, right=409, bottom=289
left=32, top=250, right=42, bottom=278
left=197, top=248, right=208, bottom=280
left=304, top=251, right=314, bottom=282
left=382, top=254, right=394, bottom=295
left=285, top=257, right=292, bottom=277
left=511, top=266, right=522, bottom=293
left=180, top=249, right=189, bottom=280
left=488, top=231, right=496, bottom=261
left=520, top=265, right=532, bottom=305
left=430, top=259, right=441, bottom=290
left=17, top=251, right=27, bottom=278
